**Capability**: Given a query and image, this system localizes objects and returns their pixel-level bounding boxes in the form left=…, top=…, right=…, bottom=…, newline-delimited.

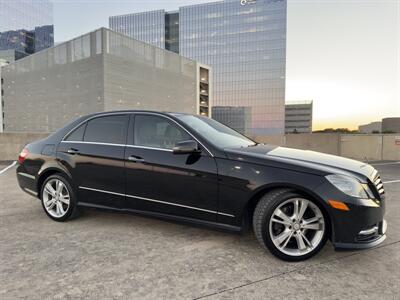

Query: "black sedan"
left=16, top=111, right=387, bottom=261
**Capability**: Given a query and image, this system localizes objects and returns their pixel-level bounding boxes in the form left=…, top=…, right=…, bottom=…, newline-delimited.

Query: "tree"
left=313, top=128, right=358, bottom=133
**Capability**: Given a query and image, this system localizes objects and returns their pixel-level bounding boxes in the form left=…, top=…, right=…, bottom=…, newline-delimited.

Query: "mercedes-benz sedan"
left=16, top=111, right=387, bottom=261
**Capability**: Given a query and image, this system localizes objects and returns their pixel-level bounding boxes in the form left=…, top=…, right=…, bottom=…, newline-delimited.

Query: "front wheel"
left=253, top=189, right=327, bottom=261
left=40, top=174, right=79, bottom=222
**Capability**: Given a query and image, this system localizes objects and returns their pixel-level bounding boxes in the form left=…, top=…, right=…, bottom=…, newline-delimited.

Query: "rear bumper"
left=333, top=219, right=387, bottom=250
left=16, top=165, right=39, bottom=198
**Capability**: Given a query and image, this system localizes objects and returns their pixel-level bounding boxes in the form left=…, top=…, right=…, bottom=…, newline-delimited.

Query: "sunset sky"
left=53, top=0, right=400, bottom=130
left=286, top=0, right=399, bottom=130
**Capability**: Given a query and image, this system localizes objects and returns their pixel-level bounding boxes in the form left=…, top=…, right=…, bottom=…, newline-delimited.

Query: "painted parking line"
left=383, top=180, right=400, bottom=184
left=0, top=161, right=17, bottom=175
left=372, top=162, right=400, bottom=166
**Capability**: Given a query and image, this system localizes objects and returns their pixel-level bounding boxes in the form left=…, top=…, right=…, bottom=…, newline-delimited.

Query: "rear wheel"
left=253, top=189, right=327, bottom=261
left=40, top=174, right=79, bottom=221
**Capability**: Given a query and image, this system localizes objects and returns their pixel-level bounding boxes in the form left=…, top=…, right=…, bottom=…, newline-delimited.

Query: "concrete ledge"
left=0, top=132, right=398, bottom=162
left=0, top=132, right=49, bottom=160
left=253, top=133, right=399, bottom=162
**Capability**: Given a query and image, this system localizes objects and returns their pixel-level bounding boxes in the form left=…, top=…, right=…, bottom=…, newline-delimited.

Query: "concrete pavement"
left=0, top=162, right=399, bottom=299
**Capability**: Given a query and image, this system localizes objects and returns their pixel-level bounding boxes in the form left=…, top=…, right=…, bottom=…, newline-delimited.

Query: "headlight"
left=326, top=174, right=372, bottom=198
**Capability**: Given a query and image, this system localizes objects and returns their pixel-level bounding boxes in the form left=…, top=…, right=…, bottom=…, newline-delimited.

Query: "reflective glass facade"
left=109, top=10, right=165, bottom=49
left=110, top=0, right=286, bottom=134
left=165, top=12, right=179, bottom=53
left=212, top=106, right=252, bottom=134
left=180, top=0, right=286, bottom=135
left=0, top=0, right=54, bottom=57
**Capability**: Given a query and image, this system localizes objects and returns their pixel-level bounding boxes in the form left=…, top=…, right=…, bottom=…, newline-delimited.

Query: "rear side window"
left=83, top=115, right=127, bottom=144
left=65, top=123, right=86, bottom=141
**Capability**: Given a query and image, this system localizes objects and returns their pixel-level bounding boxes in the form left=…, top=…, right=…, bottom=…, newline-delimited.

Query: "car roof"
left=84, top=110, right=193, bottom=118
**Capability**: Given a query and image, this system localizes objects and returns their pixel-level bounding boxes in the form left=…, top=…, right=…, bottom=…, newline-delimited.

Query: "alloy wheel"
left=42, top=179, right=70, bottom=218
left=269, top=198, right=325, bottom=257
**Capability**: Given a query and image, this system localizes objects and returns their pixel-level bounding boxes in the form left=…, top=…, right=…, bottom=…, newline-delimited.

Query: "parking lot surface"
left=0, top=162, right=399, bottom=299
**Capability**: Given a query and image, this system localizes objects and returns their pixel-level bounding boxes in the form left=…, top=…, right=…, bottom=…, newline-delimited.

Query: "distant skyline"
left=52, top=0, right=400, bottom=130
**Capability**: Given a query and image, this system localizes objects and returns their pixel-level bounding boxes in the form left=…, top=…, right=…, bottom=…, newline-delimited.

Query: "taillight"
left=18, top=148, right=29, bottom=164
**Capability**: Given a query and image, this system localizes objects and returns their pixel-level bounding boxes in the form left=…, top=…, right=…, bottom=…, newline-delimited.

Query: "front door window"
left=134, top=115, right=191, bottom=150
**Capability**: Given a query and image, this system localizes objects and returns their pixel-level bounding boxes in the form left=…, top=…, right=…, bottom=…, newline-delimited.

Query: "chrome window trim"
left=61, top=141, right=174, bottom=153
left=60, top=111, right=214, bottom=157
left=78, top=186, right=235, bottom=218
left=17, top=172, right=35, bottom=180
left=125, top=144, right=173, bottom=152
left=60, top=140, right=126, bottom=147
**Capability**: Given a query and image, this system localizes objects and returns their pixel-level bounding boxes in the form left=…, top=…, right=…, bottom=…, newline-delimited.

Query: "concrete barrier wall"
left=0, top=132, right=398, bottom=162
left=0, top=133, right=49, bottom=161
left=383, top=135, right=400, bottom=161
left=337, top=134, right=400, bottom=161
left=285, top=133, right=340, bottom=155
left=250, top=135, right=285, bottom=146
left=254, top=134, right=399, bottom=162
left=340, top=134, right=383, bottom=161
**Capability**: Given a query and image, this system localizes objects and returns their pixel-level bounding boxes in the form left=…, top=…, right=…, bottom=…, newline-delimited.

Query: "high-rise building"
left=285, top=101, right=313, bottom=134
left=0, top=0, right=54, bottom=61
left=110, top=0, right=287, bottom=135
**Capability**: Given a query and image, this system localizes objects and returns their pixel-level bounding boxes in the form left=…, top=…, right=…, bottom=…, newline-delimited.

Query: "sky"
left=52, top=0, right=400, bottom=130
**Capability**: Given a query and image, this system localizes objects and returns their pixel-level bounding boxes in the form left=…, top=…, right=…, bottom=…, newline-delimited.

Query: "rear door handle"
left=128, top=156, right=145, bottom=163
left=67, top=148, right=80, bottom=154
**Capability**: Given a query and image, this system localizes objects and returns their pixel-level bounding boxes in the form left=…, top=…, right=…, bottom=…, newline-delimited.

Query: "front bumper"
left=315, top=180, right=387, bottom=250
left=333, top=219, right=387, bottom=249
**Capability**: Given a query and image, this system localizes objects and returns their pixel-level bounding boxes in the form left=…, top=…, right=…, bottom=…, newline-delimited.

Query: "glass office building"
left=110, top=0, right=286, bottom=135
left=109, top=9, right=181, bottom=52
left=0, top=0, right=54, bottom=59
left=109, top=10, right=166, bottom=49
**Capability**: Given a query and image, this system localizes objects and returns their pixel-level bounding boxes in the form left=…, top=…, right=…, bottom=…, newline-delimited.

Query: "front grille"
left=373, top=173, right=385, bottom=196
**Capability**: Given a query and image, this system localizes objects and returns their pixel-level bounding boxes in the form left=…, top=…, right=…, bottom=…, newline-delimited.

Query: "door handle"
left=67, top=148, right=80, bottom=154
left=128, top=156, right=145, bottom=163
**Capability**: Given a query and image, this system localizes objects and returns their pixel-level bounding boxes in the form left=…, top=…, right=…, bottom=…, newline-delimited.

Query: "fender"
left=240, top=181, right=335, bottom=239
left=36, top=161, right=74, bottom=192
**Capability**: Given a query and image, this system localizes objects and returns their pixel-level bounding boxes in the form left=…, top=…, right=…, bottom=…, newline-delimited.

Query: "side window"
left=84, top=115, right=127, bottom=144
left=65, top=123, right=86, bottom=141
left=134, top=115, right=192, bottom=150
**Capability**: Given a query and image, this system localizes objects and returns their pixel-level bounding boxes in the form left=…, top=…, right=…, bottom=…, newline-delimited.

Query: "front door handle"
left=128, top=156, right=145, bottom=163
left=67, top=148, right=80, bottom=154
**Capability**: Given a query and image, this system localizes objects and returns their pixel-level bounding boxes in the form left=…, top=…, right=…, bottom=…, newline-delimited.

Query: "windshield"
left=174, top=114, right=256, bottom=149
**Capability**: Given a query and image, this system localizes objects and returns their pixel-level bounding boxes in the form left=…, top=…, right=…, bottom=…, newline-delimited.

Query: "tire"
left=253, top=189, right=328, bottom=261
left=40, top=174, right=80, bottom=222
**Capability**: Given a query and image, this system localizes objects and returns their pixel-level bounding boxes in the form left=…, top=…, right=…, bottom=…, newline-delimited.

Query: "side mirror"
left=173, top=140, right=200, bottom=154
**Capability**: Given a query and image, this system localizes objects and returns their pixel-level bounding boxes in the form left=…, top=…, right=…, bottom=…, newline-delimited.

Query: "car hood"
left=224, top=144, right=376, bottom=181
